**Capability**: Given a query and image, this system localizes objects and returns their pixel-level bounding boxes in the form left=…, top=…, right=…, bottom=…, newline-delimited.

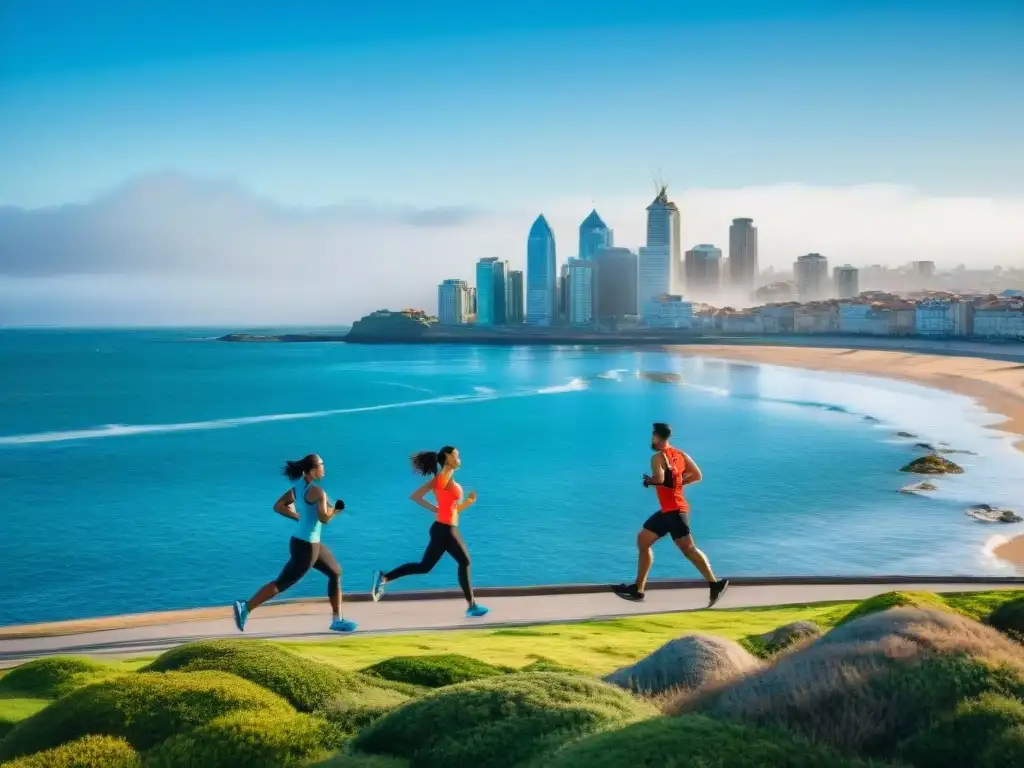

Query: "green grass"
left=0, top=699, right=49, bottom=740
left=360, top=654, right=512, bottom=688
left=897, top=693, right=1024, bottom=768
left=0, top=735, right=139, bottom=768
left=0, top=658, right=117, bottom=699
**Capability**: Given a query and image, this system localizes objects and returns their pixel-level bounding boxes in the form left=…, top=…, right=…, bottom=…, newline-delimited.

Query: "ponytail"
left=283, top=454, right=319, bottom=480
left=410, top=445, right=456, bottom=476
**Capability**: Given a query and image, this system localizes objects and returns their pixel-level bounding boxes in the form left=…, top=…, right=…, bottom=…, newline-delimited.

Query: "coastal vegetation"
left=0, top=589, right=1021, bottom=767
left=899, top=454, right=965, bottom=474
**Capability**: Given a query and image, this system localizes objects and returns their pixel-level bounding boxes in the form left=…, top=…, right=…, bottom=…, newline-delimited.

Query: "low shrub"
left=987, top=597, right=1024, bottom=641
left=896, top=693, right=1024, bottom=768
left=307, top=753, right=408, bottom=767
left=353, top=672, right=657, bottom=768
left=360, top=654, right=510, bottom=689
left=143, top=710, right=345, bottom=768
left=0, top=735, right=139, bottom=768
left=0, top=671, right=292, bottom=761
left=833, top=591, right=948, bottom=626
left=604, top=634, right=762, bottom=697
left=742, top=621, right=822, bottom=658
left=0, top=658, right=115, bottom=699
left=679, top=610, right=1024, bottom=758
left=520, top=659, right=583, bottom=675
left=544, top=714, right=877, bottom=767
left=145, top=640, right=409, bottom=713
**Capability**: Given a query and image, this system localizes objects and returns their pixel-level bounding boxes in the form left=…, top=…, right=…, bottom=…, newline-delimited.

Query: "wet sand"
left=994, top=536, right=1024, bottom=568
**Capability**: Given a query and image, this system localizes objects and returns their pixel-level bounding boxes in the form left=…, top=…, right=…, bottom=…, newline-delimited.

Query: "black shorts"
left=643, top=510, right=691, bottom=541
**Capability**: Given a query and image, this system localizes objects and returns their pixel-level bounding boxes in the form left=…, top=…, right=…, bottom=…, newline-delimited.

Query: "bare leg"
left=675, top=535, right=716, bottom=582
left=635, top=529, right=659, bottom=593
left=246, top=582, right=280, bottom=612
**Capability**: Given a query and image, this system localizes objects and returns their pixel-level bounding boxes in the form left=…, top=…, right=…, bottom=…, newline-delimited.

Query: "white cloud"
left=1, top=174, right=1022, bottom=326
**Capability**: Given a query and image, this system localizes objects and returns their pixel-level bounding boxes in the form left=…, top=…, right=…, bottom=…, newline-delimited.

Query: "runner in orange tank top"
left=371, top=445, right=490, bottom=618
left=614, top=422, right=729, bottom=607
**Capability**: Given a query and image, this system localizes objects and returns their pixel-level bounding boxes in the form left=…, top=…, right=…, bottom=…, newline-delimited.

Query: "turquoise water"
left=1, top=329, right=1022, bottom=626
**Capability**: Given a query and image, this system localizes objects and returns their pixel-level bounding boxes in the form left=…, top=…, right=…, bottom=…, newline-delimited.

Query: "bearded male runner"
left=613, top=422, right=729, bottom=607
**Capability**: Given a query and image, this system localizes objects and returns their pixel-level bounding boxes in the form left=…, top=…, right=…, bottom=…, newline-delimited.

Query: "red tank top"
left=433, top=473, right=463, bottom=526
left=656, top=446, right=689, bottom=513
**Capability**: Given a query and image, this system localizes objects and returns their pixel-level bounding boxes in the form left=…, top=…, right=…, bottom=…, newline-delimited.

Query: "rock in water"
left=896, top=431, right=917, bottom=439
left=966, top=504, right=1023, bottom=523
left=899, top=481, right=938, bottom=494
left=899, top=455, right=964, bottom=475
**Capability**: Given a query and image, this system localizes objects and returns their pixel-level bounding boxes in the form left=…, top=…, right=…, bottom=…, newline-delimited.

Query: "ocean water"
left=1, top=329, right=1022, bottom=626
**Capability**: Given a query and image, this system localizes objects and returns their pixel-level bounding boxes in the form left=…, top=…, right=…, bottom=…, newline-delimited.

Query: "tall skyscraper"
left=646, top=185, right=681, bottom=288
left=638, top=245, right=672, bottom=325
left=593, top=247, right=638, bottom=321
left=684, top=244, right=723, bottom=300
left=567, top=258, right=596, bottom=325
left=507, top=270, right=525, bottom=324
left=437, top=278, right=470, bottom=325
left=728, top=218, right=759, bottom=296
left=558, top=263, right=570, bottom=324
left=475, top=257, right=507, bottom=326
left=794, top=253, right=830, bottom=301
left=526, top=215, right=557, bottom=326
left=578, top=209, right=613, bottom=260
left=833, top=265, right=860, bottom=299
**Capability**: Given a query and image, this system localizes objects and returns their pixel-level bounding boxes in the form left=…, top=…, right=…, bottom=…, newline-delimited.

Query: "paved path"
left=2, top=579, right=1021, bottom=667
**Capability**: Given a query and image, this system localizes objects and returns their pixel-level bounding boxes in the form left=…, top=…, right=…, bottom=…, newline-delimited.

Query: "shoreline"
left=667, top=344, right=1024, bottom=569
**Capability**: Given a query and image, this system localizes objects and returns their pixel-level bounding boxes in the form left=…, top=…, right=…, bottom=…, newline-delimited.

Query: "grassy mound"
left=520, top=659, right=583, bottom=675
left=742, top=621, right=822, bottom=658
left=309, top=754, right=408, bottom=767
left=0, top=671, right=292, bottom=761
left=0, top=658, right=115, bottom=699
left=0, top=699, right=49, bottom=741
left=833, top=591, right=949, bottom=626
left=821, top=607, right=1015, bottom=651
left=543, top=714, right=877, bottom=768
left=604, top=633, right=762, bottom=696
left=987, top=597, right=1024, bottom=640
left=353, top=672, right=657, bottom=768
left=360, top=654, right=510, bottom=689
left=0, top=735, right=139, bottom=768
left=145, top=640, right=409, bottom=713
left=679, top=609, right=1024, bottom=758
left=144, top=710, right=345, bottom=768
left=897, top=693, right=1024, bottom=768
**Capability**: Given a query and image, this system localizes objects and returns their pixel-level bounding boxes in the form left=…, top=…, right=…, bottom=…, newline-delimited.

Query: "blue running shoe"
left=466, top=603, right=490, bottom=618
left=371, top=570, right=385, bottom=603
left=330, top=618, right=358, bottom=633
left=232, top=600, right=248, bottom=632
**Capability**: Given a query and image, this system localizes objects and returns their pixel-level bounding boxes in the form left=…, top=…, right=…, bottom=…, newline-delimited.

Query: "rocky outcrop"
left=966, top=504, right=1023, bottom=523
left=912, top=442, right=976, bottom=456
left=899, top=481, right=938, bottom=494
left=899, top=455, right=964, bottom=475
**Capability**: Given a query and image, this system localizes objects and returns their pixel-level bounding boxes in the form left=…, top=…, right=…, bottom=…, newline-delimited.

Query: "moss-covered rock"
left=899, top=455, right=963, bottom=474
left=896, top=693, right=1024, bottom=768
left=987, top=597, right=1024, bottom=640
left=0, top=671, right=292, bottom=761
left=360, top=654, right=510, bottom=689
left=604, top=634, right=762, bottom=696
left=145, top=640, right=409, bottom=713
left=681, top=610, right=1024, bottom=758
left=143, top=710, right=345, bottom=768
left=0, top=735, right=139, bottom=768
left=353, top=672, right=656, bottom=768
left=0, top=658, right=116, bottom=699
left=832, top=591, right=948, bottom=626
left=544, top=714, right=877, bottom=767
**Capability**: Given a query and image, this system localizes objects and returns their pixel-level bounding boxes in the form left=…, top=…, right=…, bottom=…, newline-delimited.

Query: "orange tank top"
left=656, top=446, right=689, bottom=513
left=433, top=473, right=463, bottom=526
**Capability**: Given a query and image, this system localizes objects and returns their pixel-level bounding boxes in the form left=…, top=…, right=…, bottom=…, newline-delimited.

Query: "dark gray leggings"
left=274, top=536, right=341, bottom=602
left=385, top=522, right=474, bottom=604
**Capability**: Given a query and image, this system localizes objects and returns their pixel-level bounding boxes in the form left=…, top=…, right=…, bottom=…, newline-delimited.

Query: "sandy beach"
left=669, top=344, right=1024, bottom=568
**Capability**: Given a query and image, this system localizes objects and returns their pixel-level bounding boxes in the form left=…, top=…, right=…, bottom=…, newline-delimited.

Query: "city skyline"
left=1, top=2, right=1023, bottom=325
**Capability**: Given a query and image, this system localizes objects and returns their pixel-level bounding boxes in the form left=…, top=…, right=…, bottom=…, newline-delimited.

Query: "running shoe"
left=612, top=583, right=645, bottom=602
left=708, top=579, right=731, bottom=608
left=330, top=618, right=358, bottom=633
left=232, top=600, right=248, bottom=632
left=466, top=603, right=490, bottom=618
left=371, top=570, right=385, bottom=603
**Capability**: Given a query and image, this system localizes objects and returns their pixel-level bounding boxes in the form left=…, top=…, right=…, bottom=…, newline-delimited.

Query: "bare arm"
left=457, top=490, right=478, bottom=513
left=308, top=485, right=339, bottom=524
left=645, top=452, right=667, bottom=489
left=680, top=451, right=703, bottom=485
left=410, top=476, right=440, bottom=514
left=273, top=489, right=300, bottom=521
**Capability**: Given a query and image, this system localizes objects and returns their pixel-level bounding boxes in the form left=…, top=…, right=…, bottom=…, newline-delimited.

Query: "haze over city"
left=1, top=1, right=1022, bottom=325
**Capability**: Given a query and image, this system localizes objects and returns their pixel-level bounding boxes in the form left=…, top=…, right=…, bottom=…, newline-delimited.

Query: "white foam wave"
left=596, top=369, right=627, bottom=381
left=536, top=377, right=588, bottom=394
left=374, top=380, right=436, bottom=395
left=473, top=386, right=497, bottom=395
left=683, top=383, right=730, bottom=397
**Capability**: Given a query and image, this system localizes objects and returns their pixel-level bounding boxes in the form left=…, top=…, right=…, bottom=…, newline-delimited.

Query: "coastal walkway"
left=1, top=576, right=1021, bottom=667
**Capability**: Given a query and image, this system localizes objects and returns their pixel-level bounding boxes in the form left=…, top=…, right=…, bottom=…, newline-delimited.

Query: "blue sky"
left=2, top=1, right=1022, bottom=208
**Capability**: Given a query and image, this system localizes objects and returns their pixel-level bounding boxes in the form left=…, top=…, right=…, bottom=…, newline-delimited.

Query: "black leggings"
left=385, top=522, right=474, bottom=604
left=274, top=536, right=341, bottom=603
